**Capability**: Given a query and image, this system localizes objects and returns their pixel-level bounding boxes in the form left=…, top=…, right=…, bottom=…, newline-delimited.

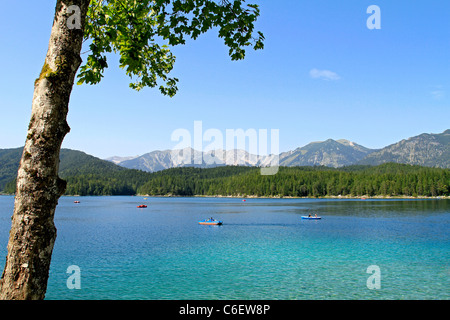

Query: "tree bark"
left=0, top=0, right=90, bottom=300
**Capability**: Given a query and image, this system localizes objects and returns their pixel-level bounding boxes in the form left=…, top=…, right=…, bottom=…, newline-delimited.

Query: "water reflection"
left=285, top=199, right=450, bottom=218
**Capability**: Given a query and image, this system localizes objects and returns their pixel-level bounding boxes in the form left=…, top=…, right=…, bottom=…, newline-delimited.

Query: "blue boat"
left=301, top=216, right=322, bottom=220
left=199, top=218, right=223, bottom=225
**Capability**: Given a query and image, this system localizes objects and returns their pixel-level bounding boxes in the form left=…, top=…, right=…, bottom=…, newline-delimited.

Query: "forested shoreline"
left=3, top=163, right=449, bottom=198
left=136, top=164, right=450, bottom=198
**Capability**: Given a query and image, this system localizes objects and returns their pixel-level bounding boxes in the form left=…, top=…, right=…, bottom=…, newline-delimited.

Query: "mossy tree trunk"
left=0, top=0, right=90, bottom=300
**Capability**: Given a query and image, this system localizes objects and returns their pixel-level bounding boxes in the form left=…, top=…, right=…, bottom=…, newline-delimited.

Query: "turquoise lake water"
left=0, top=196, right=448, bottom=300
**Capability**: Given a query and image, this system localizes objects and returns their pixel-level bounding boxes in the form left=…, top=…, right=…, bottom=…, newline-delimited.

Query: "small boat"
left=301, top=216, right=321, bottom=220
left=199, top=218, right=223, bottom=225
left=137, top=205, right=147, bottom=208
left=74, top=201, right=80, bottom=204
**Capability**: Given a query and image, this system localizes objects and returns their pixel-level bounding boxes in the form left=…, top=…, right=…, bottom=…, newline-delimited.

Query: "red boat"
left=137, top=205, right=147, bottom=208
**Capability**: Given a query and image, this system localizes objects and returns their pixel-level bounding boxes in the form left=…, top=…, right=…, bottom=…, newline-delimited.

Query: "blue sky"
left=0, top=1, right=449, bottom=159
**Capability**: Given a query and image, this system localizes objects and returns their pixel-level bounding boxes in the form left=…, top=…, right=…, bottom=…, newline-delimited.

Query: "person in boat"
left=308, top=214, right=312, bottom=218
left=314, top=214, right=318, bottom=218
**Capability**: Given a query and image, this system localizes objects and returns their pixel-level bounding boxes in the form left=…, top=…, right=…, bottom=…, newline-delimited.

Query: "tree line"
left=3, top=163, right=449, bottom=197
left=137, top=163, right=449, bottom=197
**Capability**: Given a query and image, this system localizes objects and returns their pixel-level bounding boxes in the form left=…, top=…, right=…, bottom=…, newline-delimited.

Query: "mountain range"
left=1, top=129, right=449, bottom=196
left=105, top=129, right=450, bottom=172
left=1, top=129, right=449, bottom=192
left=359, top=129, right=450, bottom=168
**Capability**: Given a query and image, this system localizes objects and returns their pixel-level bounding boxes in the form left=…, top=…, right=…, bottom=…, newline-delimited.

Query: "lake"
left=0, top=196, right=448, bottom=300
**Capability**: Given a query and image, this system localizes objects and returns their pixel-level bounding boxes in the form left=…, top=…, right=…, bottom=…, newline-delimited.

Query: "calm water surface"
left=0, top=196, right=448, bottom=300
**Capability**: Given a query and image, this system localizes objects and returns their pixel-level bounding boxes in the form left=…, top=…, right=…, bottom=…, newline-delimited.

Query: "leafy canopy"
left=78, top=0, right=265, bottom=94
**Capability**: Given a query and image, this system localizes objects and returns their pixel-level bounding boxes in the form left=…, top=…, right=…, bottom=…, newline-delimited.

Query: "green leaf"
left=78, top=0, right=265, bottom=94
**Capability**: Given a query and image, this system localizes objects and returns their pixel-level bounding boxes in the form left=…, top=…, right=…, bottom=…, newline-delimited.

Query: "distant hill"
left=114, top=148, right=273, bottom=172
left=105, top=155, right=139, bottom=165
left=2, top=129, right=449, bottom=195
left=116, top=149, right=184, bottom=172
left=0, top=148, right=150, bottom=195
left=1, top=147, right=449, bottom=197
left=109, top=140, right=376, bottom=172
left=109, top=130, right=448, bottom=171
left=279, top=139, right=376, bottom=168
left=358, top=129, right=450, bottom=168
left=58, top=148, right=128, bottom=175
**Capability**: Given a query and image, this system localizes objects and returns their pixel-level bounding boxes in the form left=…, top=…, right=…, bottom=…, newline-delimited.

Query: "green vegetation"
left=1, top=148, right=449, bottom=197
left=1, top=148, right=152, bottom=196
left=78, top=0, right=265, bottom=94
left=136, top=164, right=450, bottom=197
left=62, top=170, right=150, bottom=196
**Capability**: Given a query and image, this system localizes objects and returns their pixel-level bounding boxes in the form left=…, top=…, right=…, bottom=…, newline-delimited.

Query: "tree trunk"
left=0, top=0, right=90, bottom=300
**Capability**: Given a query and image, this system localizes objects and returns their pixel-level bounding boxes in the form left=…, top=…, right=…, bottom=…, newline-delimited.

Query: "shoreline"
left=137, top=194, right=450, bottom=200
left=1, top=193, right=449, bottom=200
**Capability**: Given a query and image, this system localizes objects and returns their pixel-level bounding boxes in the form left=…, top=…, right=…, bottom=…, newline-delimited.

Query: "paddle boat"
left=301, top=215, right=321, bottom=220
left=198, top=218, right=223, bottom=226
left=137, top=204, right=148, bottom=208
